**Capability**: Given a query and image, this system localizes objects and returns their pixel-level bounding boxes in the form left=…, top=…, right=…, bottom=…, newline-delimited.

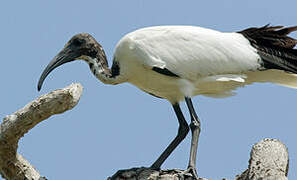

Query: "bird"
left=37, top=24, right=297, bottom=179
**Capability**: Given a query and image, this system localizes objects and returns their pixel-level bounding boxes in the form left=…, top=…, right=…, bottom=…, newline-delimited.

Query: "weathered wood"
left=235, top=138, right=288, bottom=180
left=109, top=138, right=289, bottom=180
left=0, top=83, right=289, bottom=180
left=0, top=83, right=83, bottom=180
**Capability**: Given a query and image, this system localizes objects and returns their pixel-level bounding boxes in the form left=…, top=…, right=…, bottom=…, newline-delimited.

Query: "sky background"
left=1, top=0, right=296, bottom=179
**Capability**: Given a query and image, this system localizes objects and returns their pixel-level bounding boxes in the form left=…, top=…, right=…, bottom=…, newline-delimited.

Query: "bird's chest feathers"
left=126, top=65, right=186, bottom=102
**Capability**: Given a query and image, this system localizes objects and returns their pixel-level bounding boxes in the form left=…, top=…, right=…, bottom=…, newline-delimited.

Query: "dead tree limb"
left=0, top=83, right=83, bottom=180
left=235, top=138, right=289, bottom=180
left=108, top=138, right=289, bottom=180
left=0, top=83, right=289, bottom=180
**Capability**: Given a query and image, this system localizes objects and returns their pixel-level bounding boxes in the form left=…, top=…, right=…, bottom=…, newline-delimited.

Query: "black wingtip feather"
left=275, top=26, right=297, bottom=36
left=239, top=24, right=297, bottom=74
left=239, top=25, right=297, bottom=49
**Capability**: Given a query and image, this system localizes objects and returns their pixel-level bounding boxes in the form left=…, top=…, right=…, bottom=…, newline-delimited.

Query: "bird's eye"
left=72, top=39, right=83, bottom=46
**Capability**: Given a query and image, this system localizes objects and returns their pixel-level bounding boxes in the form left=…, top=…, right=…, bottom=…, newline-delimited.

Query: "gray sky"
left=1, top=0, right=296, bottom=179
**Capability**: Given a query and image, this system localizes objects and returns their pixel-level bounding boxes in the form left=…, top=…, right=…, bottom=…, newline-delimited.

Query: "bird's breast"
left=128, top=67, right=188, bottom=103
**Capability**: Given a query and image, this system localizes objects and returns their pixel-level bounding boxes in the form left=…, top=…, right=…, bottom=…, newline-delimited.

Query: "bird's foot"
left=178, top=166, right=199, bottom=180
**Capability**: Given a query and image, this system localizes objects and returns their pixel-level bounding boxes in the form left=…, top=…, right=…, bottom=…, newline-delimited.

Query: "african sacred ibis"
left=38, top=25, right=297, bottom=179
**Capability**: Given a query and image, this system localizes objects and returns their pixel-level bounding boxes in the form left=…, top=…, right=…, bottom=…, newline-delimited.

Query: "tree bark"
left=108, top=139, right=289, bottom=180
left=0, top=83, right=83, bottom=180
left=235, top=138, right=289, bottom=180
left=0, top=83, right=289, bottom=180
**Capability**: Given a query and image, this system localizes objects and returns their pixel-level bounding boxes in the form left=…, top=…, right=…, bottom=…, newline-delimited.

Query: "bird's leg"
left=184, top=97, right=201, bottom=179
left=150, top=103, right=189, bottom=169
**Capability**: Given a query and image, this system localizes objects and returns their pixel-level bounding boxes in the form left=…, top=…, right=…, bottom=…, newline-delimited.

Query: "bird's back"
left=115, top=26, right=262, bottom=81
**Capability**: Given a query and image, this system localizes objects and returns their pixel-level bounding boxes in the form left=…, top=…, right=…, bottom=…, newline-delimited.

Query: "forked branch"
left=0, top=83, right=83, bottom=180
left=0, top=83, right=289, bottom=180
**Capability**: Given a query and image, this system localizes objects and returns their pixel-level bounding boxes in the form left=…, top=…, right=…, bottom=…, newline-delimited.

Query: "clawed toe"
left=178, top=166, right=199, bottom=180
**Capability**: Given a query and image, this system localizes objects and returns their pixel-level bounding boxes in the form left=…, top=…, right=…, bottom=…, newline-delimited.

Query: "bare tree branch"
left=108, top=138, right=289, bottom=180
left=0, top=83, right=83, bottom=180
left=0, top=83, right=289, bottom=180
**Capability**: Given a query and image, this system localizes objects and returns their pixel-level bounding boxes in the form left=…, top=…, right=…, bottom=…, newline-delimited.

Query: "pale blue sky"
left=1, top=1, right=296, bottom=179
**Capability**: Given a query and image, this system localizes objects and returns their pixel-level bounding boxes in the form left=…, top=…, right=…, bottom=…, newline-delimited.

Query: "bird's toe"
left=178, top=166, right=200, bottom=180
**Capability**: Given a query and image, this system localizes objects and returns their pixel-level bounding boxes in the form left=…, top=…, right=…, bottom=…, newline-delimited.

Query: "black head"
left=37, top=33, right=101, bottom=91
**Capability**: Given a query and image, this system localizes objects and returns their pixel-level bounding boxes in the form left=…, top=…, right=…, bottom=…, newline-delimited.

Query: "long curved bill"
left=37, top=47, right=79, bottom=91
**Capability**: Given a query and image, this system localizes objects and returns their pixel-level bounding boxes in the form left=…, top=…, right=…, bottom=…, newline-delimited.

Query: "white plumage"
left=112, top=26, right=296, bottom=102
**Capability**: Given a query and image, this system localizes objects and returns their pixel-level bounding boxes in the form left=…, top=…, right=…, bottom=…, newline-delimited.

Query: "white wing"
left=118, top=26, right=261, bottom=81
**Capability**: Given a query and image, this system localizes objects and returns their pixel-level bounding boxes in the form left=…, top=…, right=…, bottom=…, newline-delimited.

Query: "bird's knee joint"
left=190, top=121, right=200, bottom=131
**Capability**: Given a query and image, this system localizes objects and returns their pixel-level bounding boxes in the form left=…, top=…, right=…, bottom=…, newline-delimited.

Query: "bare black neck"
left=83, top=44, right=120, bottom=84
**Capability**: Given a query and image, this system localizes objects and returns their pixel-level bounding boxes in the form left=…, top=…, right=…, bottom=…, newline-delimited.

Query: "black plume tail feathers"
left=239, top=25, right=297, bottom=74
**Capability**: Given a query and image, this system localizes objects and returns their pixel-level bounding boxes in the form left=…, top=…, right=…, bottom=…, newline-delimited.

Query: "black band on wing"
left=152, top=67, right=179, bottom=77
